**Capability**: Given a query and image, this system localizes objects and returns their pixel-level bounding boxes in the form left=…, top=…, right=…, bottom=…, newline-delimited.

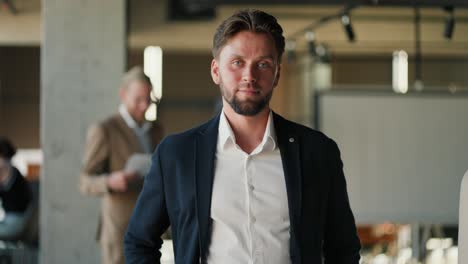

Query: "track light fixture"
left=305, top=31, right=317, bottom=56
left=315, top=43, right=331, bottom=63
left=341, top=12, right=355, bottom=42
left=286, top=4, right=358, bottom=58
left=443, top=6, right=455, bottom=40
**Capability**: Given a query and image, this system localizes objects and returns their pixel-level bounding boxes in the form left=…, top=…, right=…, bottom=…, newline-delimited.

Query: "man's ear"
left=211, top=59, right=220, bottom=85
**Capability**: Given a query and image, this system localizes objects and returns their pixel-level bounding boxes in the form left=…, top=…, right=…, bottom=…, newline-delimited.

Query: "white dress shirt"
left=119, top=104, right=152, bottom=154
left=207, top=111, right=291, bottom=264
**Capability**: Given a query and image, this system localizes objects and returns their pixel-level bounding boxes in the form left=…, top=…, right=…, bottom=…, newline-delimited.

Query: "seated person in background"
left=0, top=137, right=33, bottom=239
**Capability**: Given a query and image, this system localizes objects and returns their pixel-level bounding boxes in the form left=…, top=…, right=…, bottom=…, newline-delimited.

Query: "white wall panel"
left=321, top=92, right=468, bottom=224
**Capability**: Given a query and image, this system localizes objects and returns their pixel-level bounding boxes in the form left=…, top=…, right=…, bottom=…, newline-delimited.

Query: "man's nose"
left=242, top=64, right=257, bottom=83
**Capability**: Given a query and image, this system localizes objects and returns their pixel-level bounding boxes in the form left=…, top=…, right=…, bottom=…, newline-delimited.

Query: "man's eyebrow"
left=228, top=54, right=243, bottom=59
left=258, top=55, right=275, bottom=61
left=228, top=54, right=276, bottom=61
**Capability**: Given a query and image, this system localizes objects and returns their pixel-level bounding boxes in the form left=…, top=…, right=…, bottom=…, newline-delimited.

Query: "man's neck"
left=119, top=104, right=146, bottom=128
left=223, top=105, right=270, bottom=154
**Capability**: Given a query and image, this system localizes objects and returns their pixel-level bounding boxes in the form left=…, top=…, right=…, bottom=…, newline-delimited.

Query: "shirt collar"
left=261, top=111, right=277, bottom=151
left=119, top=104, right=151, bottom=132
left=217, top=110, right=277, bottom=153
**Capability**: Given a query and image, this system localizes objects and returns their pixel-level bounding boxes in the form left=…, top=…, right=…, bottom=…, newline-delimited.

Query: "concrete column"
left=41, top=1, right=125, bottom=263
left=288, top=54, right=331, bottom=129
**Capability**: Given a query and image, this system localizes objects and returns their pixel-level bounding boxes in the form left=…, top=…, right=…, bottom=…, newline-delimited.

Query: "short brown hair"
left=0, top=137, right=16, bottom=160
left=212, top=9, right=285, bottom=62
left=121, top=66, right=152, bottom=90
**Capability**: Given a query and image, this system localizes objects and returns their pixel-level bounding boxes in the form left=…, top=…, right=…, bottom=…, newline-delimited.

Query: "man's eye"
left=232, top=60, right=241, bottom=66
left=258, top=62, right=271, bottom=68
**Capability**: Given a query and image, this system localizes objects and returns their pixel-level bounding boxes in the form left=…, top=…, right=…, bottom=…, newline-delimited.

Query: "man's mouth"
left=237, top=87, right=260, bottom=95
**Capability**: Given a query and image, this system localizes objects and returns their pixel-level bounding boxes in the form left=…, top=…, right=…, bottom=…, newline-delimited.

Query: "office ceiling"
left=129, top=3, right=468, bottom=56
left=1, top=0, right=467, bottom=56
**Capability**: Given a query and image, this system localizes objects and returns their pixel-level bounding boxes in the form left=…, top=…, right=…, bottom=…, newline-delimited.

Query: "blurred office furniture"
left=11, top=150, right=42, bottom=183
left=458, top=170, right=468, bottom=264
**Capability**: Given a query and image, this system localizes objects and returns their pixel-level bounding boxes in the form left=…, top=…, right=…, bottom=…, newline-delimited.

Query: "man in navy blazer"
left=125, top=9, right=361, bottom=264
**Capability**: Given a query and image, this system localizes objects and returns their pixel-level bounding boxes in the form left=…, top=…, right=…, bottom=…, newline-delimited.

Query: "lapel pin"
left=289, top=137, right=295, bottom=143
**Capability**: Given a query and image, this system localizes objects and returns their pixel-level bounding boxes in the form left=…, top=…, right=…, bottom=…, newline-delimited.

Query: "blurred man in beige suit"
left=80, top=66, right=164, bottom=264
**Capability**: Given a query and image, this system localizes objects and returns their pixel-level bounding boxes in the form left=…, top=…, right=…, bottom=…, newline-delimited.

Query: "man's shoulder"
left=273, top=112, right=330, bottom=143
left=274, top=113, right=341, bottom=157
left=100, top=113, right=122, bottom=128
left=84, top=114, right=124, bottom=142
left=88, top=113, right=123, bottom=133
left=158, top=114, right=219, bottom=150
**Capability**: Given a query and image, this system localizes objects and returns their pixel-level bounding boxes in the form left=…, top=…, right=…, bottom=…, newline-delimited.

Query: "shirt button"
left=252, top=217, right=256, bottom=223
left=250, top=185, right=255, bottom=191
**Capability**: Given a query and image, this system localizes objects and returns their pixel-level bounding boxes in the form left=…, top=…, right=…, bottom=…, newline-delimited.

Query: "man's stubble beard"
left=219, top=81, right=273, bottom=116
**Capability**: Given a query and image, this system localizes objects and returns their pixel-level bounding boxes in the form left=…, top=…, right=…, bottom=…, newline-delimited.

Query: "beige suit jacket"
left=80, top=113, right=163, bottom=244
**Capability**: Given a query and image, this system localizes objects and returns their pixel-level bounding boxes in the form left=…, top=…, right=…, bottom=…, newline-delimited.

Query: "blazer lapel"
left=195, top=114, right=220, bottom=260
left=273, top=112, right=303, bottom=262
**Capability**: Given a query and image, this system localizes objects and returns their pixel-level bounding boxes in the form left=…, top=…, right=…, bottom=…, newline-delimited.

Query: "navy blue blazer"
left=124, top=112, right=361, bottom=264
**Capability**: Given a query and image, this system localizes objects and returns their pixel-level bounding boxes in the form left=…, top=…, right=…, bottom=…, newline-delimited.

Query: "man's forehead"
left=218, top=31, right=278, bottom=59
